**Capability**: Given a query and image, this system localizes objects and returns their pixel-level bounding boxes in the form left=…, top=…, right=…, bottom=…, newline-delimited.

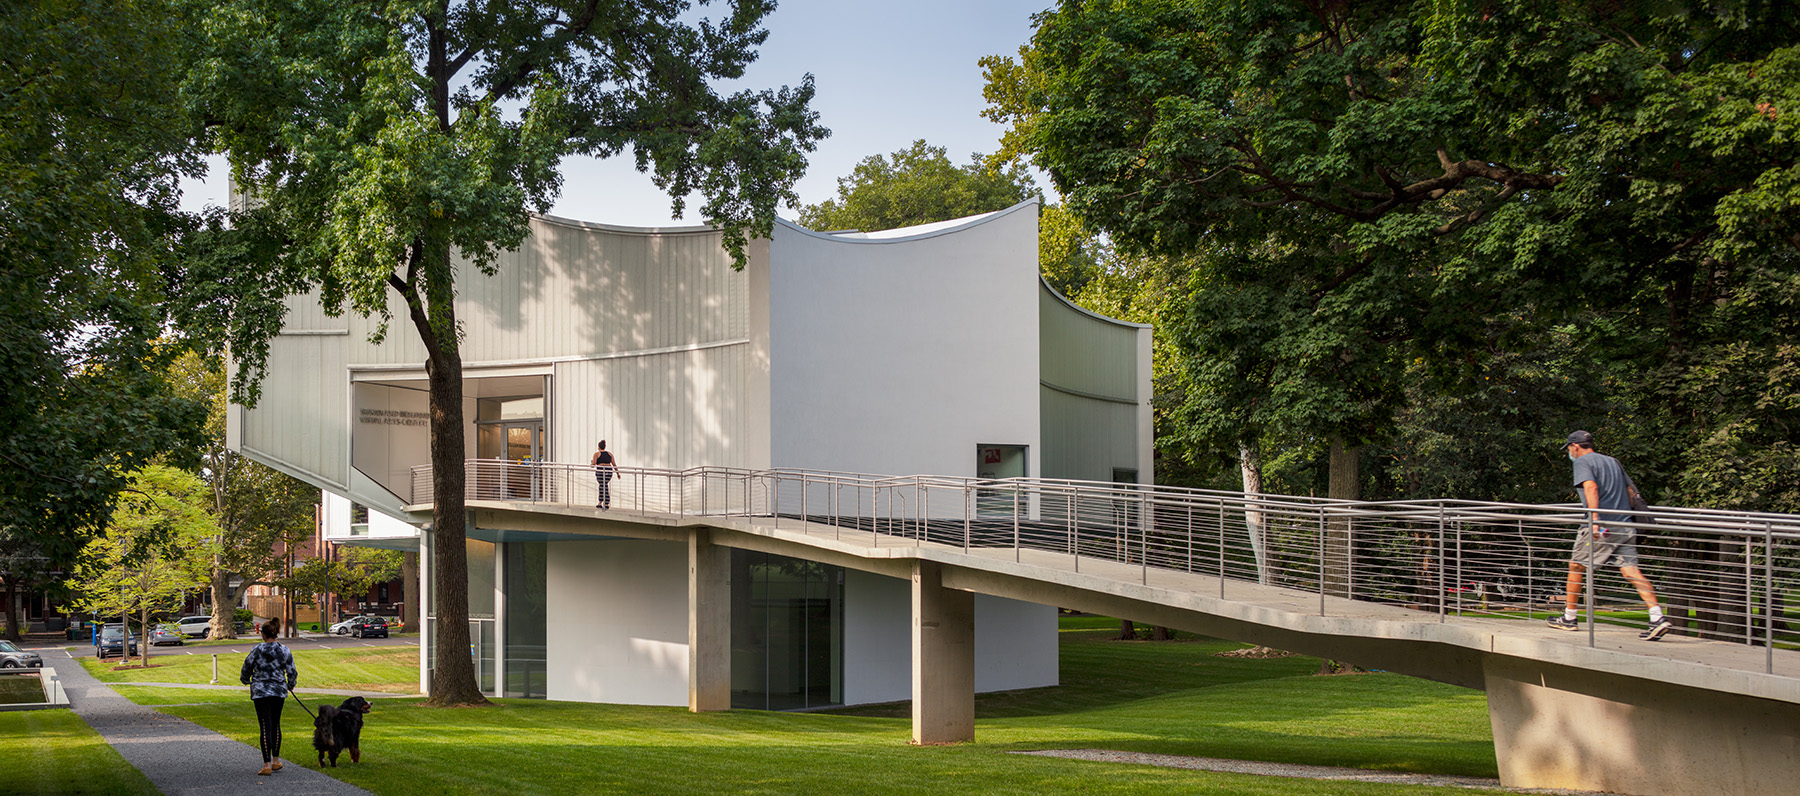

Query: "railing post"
left=1218, top=501, right=1225, bottom=599
left=1437, top=506, right=1447, bottom=622
left=1318, top=506, right=1326, bottom=616
left=1455, top=518, right=1464, bottom=617
left=1013, top=484, right=1021, bottom=563
left=1766, top=521, right=1775, bottom=674
left=1140, top=489, right=1149, bottom=585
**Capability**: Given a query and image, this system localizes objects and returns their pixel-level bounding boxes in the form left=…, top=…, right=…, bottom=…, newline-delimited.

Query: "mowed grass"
left=75, top=645, right=420, bottom=694
left=139, top=615, right=1502, bottom=795
left=0, top=710, right=157, bottom=796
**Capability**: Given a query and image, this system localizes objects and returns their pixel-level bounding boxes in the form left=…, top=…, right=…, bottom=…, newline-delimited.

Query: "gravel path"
left=53, top=648, right=372, bottom=796
left=1014, top=750, right=1613, bottom=794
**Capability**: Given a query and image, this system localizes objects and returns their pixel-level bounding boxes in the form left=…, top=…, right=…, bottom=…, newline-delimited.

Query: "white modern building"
left=232, top=199, right=1152, bottom=708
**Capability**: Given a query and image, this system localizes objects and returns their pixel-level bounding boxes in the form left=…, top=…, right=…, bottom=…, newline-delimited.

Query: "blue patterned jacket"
left=240, top=641, right=297, bottom=699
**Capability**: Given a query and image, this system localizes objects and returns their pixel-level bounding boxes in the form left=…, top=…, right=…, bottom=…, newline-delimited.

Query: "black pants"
left=253, top=695, right=284, bottom=762
left=596, top=473, right=611, bottom=508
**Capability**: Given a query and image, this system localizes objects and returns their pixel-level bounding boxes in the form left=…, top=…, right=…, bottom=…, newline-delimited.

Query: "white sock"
left=1649, top=607, right=1664, bottom=623
left=1564, top=608, right=1578, bottom=621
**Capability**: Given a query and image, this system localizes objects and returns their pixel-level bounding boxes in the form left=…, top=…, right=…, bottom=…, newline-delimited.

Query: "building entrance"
left=476, top=397, right=545, bottom=499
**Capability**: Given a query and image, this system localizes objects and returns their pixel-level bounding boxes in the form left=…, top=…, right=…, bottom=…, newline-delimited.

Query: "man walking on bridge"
left=1550, top=430, right=1673, bottom=641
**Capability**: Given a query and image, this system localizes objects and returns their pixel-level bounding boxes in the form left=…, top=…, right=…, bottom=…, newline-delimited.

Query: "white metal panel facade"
left=238, top=332, right=349, bottom=488
left=762, top=202, right=1042, bottom=483
left=551, top=342, right=752, bottom=472
left=1038, top=283, right=1153, bottom=484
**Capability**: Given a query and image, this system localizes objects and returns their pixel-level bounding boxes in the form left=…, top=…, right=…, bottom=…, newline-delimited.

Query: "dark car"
left=0, top=639, right=43, bottom=668
left=95, top=624, right=139, bottom=659
left=348, top=616, right=388, bottom=639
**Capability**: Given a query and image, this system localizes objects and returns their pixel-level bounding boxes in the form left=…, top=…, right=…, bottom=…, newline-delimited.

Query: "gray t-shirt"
left=1571, top=451, right=1631, bottom=526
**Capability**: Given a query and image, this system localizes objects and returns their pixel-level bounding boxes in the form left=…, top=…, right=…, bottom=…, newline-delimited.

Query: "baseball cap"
left=1565, top=430, right=1594, bottom=447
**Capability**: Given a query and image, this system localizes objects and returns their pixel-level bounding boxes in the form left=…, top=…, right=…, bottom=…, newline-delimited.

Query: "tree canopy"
left=1, top=0, right=209, bottom=595
left=798, top=139, right=1039, bottom=232
left=985, top=0, right=1800, bottom=509
left=188, top=0, right=827, bottom=704
left=63, top=465, right=216, bottom=665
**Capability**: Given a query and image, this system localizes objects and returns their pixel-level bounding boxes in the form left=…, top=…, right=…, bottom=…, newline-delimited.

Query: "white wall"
left=841, top=569, right=911, bottom=706
left=840, top=569, right=1058, bottom=707
left=974, top=594, right=1059, bottom=693
left=762, top=202, right=1042, bottom=485
left=545, top=539, right=690, bottom=706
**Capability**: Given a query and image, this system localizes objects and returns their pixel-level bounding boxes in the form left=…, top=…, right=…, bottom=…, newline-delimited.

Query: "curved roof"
left=772, top=198, right=1041, bottom=244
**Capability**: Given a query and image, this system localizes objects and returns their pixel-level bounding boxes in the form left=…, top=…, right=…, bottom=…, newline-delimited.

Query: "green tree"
left=282, top=547, right=403, bottom=621
left=1, top=0, right=209, bottom=607
left=167, top=353, right=318, bottom=639
left=188, top=0, right=826, bottom=705
left=984, top=0, right=1800, bottom=511
left=798, top=139, right=1039, bottom=232
left=799, top=140, right=1113, bottom=297
left=63, top=466, right=216, bottom=666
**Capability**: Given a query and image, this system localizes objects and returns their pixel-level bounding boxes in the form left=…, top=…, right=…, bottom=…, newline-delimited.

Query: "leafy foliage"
left=167, top=353, right=317, bottom=638
left=798, top=139, right=1039, bottom=232
left=0, top=0, right=208, bottom=591
left=63, top=466, right=216, bottom=664
left=281, top=548, right=403, bottom=609
left=986, top=0, right=1800, bottom=508
left=187, top=0, right=827, bottom=704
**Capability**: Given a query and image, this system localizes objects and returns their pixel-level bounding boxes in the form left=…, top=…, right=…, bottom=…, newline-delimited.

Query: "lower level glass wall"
left=503, top=541, right=547, bottom=698
left=466, top=539, right=497, bottom=694
left=730, top=550, right=843, bottom=710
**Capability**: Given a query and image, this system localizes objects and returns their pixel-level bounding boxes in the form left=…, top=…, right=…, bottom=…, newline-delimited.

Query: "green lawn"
left=75, top=645, right=420, bottom=694
left=0, top=710, right=157, bottom=796
left=130, top=615, right=1502, bottom=795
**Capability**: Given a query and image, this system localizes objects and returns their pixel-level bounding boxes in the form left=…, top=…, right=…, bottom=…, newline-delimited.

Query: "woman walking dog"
left=241, top=617, right=298, bottom=775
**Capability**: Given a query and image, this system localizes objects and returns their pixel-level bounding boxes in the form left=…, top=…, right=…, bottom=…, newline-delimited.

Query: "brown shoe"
left=271, top=759, right=283, bottom=772
left=257, top=763, right=274, bottom=776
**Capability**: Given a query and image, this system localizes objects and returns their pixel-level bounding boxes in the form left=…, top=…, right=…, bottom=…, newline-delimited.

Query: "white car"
left=329, top=617, right=365, bottom=635
left=176, top=615, right=214, bottom=639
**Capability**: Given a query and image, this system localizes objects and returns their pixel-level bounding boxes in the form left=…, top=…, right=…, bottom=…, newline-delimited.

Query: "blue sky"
left=179, top=1, right=1055, bottom=226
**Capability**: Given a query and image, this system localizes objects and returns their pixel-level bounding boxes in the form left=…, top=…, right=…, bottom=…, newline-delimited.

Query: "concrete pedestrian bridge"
left=410, top=461, right=1800, bottom=796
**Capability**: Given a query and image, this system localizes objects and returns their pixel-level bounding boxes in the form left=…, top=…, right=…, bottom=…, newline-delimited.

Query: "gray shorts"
left=1573, top=526, right=1639, bottom=568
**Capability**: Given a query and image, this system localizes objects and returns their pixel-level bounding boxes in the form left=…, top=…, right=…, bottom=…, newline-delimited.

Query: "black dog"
left=312, top=696, right=372, bottom=767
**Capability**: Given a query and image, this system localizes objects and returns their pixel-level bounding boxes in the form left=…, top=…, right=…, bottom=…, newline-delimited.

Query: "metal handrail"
left=408, top=459, right=1800, bottom=672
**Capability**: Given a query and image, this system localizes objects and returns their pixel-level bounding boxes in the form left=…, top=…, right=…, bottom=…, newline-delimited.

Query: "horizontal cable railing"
left=411, top=461, right=1800, bottom=671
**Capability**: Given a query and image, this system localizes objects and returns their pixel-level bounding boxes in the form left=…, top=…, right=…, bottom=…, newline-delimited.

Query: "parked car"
left=176, top=615, right=213, bottom=639
left=0, top=639, right=43, bottom=668
left=149, top=623, right=184, bottom=646
left=330, top=616, right=364, bottom=635
left=94, top=624, right=139, bottom=659
left=348, top=616, right=389, bottom=639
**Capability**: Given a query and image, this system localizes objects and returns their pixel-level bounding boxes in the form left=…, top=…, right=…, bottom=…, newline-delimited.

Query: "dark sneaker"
left=1547, top=615, right=1580, bottom=631
left=1640, top=617, right=1674, bottom=641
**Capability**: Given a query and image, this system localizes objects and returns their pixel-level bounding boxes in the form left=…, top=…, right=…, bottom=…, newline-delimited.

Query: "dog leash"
left=288, top=688, right=316, bottom=720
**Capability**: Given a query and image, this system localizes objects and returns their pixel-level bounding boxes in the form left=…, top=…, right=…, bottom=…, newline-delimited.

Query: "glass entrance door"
left=477, top=418, right=544, bottom=500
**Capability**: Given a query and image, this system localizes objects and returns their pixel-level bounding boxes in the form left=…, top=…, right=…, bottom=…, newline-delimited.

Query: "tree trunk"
left=401, top=551, right=420, bottom=631
left=209, top=563, right=238, bottom=639
left=1151, top=625, right=1171, bottom=641
left=1, top=574, right=21, bottom=642
left=419, top=278, right=486, bottom=707
left=1239, top=441, right=1269, bottom=585
left=1324, top=436, right=1358, bottom=598
left=1116, top=619, right=1136, bottom=640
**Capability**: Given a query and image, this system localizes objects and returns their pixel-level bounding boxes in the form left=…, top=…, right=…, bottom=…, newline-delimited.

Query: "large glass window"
left=467, top=539, right=496, bottom=693
left=504, top=541, right=548, bottom=699
left=730, top=551, right=843, bottom=710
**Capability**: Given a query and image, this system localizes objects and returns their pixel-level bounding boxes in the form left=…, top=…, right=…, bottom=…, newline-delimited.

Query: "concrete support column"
left=911, top=560, right=974, bottom=745
left=688, top=530, right=731, bottom=712
left=1485, top=655, right=1800, bottom=796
